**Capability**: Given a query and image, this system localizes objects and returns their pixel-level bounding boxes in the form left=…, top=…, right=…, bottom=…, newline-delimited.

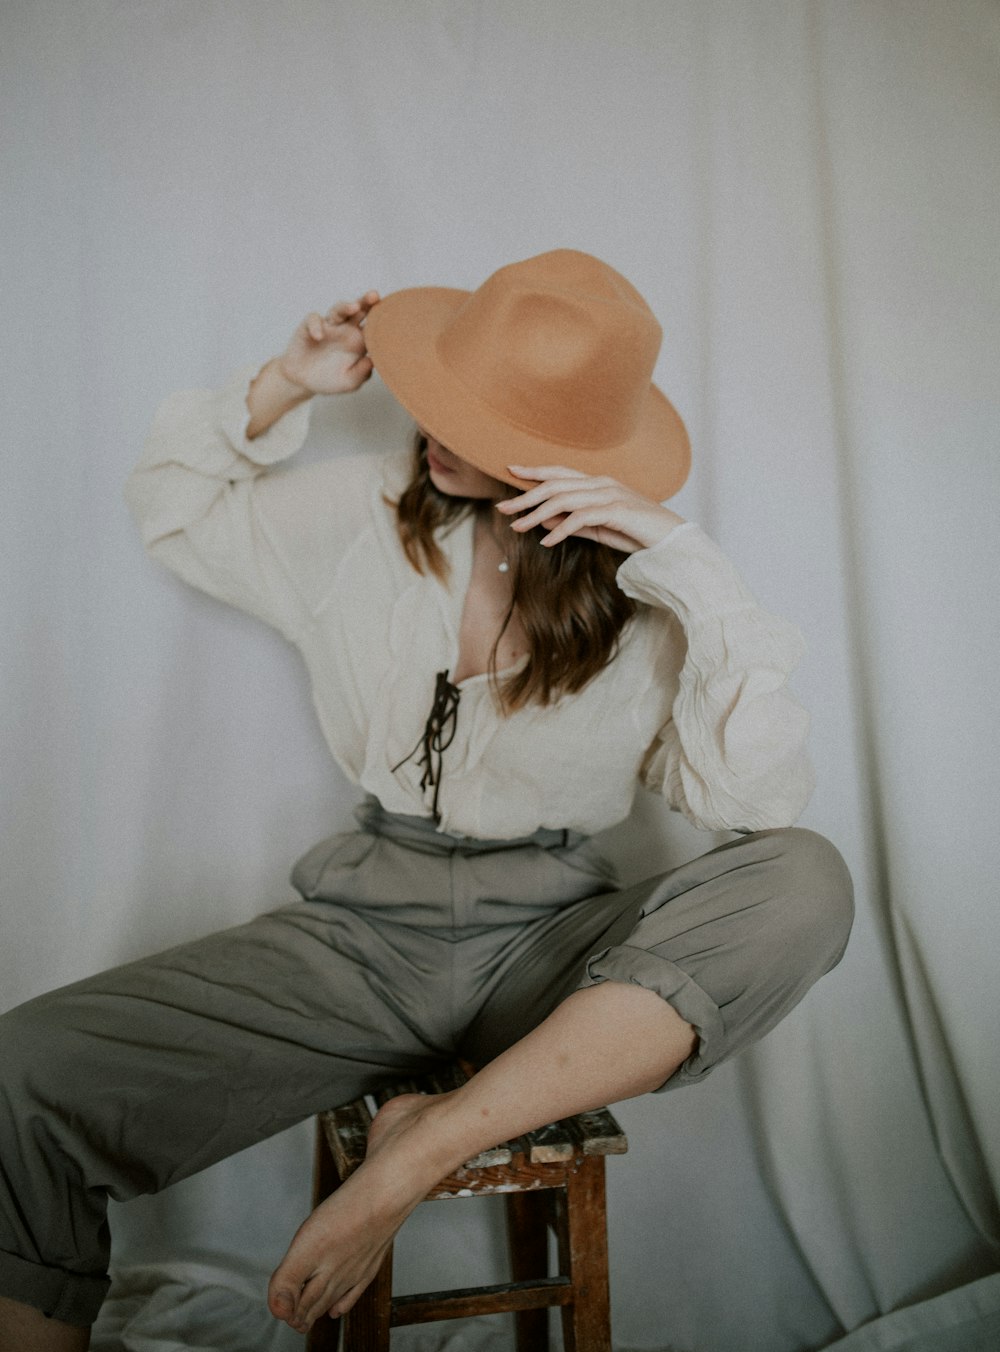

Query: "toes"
left=330, top=1279, right=368, bottom=1319
left=296, top=1267, right=376, bottom=1328
left=266, top=1284, right=295, bottom=1321
left=268, top=1261, right=315, bottom=1324
left=296, top=1271, right=336, bottom=1329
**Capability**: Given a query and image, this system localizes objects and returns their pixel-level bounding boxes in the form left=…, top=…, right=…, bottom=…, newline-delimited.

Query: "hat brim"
left=364, top=287, right=691, bottom=502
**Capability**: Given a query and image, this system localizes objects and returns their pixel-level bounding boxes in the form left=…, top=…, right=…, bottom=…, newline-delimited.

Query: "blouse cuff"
left=215, top=363, right=315, bottom=466
left=615, top=521, right=760, bottom=626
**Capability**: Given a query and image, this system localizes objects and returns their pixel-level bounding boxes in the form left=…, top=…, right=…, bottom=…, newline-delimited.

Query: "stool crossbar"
left=307, top=1062, right=627, bottom=1351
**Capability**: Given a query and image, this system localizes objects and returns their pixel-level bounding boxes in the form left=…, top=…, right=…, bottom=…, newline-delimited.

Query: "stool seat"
left=307, top=1062, right=627, bottom=1351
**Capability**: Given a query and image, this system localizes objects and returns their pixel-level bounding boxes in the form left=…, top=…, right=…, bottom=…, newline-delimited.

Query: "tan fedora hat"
left=363, top=249, right=691, bottom=502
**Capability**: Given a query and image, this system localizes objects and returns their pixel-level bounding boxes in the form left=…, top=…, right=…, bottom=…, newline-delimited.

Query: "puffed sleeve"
left=124, top=365, right=378, bottom=640
left=617, top=522, right=816, bottom=833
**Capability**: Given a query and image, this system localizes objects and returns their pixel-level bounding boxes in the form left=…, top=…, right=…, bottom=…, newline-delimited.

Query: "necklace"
left=477, top=512, right=511, bottom=574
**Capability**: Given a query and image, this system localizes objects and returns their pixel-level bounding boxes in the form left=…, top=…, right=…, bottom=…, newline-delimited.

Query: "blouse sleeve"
left=616, top=522, right=816, bottom=833
left=124, top=365, right=377, bottom=640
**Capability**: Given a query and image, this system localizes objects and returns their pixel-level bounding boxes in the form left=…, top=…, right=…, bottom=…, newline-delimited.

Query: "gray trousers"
left=0, top=798, right=853, bottom=1326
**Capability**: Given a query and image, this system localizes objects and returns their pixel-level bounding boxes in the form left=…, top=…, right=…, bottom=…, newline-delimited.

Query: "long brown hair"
left=391, top=432, right=636, bottom=712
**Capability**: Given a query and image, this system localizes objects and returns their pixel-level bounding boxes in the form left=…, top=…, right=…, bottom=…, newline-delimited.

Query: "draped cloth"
left=3, top=1, right=998, bottom=1348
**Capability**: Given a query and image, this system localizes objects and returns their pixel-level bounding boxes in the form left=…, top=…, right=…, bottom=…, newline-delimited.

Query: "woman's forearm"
left=245, top=357, right=313, bottom=440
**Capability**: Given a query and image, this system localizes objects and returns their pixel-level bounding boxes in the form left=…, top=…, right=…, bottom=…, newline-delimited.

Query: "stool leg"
left=557, top=1157, right=611, bottom=1352
left=506, top=1189, right=551, bottom=1352
left=308, top=1118, right=342, bottom=1352
left=341, top=1246, right=393, bottom=1351
left=308, top=1310, right=342, bottom=1352
left=313, top=1114, right=341, bottom=1207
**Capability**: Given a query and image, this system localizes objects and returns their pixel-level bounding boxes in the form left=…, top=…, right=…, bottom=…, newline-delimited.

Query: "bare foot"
left=267, top=1092, right=463, bottom=1334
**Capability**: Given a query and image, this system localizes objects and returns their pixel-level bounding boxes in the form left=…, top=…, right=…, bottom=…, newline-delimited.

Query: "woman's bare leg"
left=0, top=1296, right=89, bottom=1352
left=268, top=981, right=696, bottom=1334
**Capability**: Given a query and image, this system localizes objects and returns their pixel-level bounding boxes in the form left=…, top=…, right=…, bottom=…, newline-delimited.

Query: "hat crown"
left=437, top=251, right=662, bottom=449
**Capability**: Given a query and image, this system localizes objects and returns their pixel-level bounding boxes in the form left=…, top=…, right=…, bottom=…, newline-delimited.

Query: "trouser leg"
left=0, top=899, right=455, bottom=1326
left=460, top=827, right=854, bottom=1090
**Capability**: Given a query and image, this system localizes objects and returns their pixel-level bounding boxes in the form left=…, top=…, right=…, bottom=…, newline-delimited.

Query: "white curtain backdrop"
left=3, top=2, right=999, bottom=1349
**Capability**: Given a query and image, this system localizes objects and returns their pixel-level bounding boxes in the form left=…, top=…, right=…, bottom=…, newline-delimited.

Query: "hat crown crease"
left=436, top=268, right=662, bottom=450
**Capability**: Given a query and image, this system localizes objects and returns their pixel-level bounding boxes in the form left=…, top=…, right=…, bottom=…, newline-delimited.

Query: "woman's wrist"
left=246, top=357, right=313, bottom=440
left=630, top=504, right=688, bottom=552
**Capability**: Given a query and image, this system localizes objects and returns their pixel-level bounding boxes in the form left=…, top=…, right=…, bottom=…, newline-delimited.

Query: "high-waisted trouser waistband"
left=352, top=794, right=587, bottom=855
left=290, top=796, right=616, bottom=926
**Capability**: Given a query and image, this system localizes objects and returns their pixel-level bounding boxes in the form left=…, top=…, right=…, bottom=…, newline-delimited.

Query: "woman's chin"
left=428, top=466, right=462, bottom=496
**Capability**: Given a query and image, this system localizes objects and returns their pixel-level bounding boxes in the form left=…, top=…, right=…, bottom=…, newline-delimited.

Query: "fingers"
left=500, top=483, right=623, bottom=535
left=507, top=463, right=587, bottom=482
left=497, top=473, right=616, bottom=517
left=324, top=291, right=380, bottom=328
left=347, top=354, right=374, bottom=384
left=301, top=292, right=380, bottom=344
left=535, top=506, right=612, bottom=547
left=494, top=466, right=658, bottom=552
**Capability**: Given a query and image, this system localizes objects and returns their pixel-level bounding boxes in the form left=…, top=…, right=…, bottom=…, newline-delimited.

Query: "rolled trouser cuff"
left=0, top=1248, right=110, bottom=1327
left=581, top=944, right=725, bottom=1090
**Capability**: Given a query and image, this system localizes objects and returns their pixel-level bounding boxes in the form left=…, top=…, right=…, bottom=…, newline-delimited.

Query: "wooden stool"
left=306, top=1063, right=627, bottom=1352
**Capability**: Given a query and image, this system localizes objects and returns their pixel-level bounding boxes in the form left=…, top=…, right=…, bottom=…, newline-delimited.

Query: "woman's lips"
left=426, top=448, right=454, bottom=474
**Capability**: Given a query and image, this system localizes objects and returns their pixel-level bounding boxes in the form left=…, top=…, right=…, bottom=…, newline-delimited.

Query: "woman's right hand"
left=279, top=291, right=380, bottom=396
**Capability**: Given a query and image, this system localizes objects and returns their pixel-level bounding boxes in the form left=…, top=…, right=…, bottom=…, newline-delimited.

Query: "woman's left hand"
left=495, top=465, right=686, bottom=555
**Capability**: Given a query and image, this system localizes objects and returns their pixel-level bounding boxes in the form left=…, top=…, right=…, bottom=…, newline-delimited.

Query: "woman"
left=0, top=250, right=853, bottom=1347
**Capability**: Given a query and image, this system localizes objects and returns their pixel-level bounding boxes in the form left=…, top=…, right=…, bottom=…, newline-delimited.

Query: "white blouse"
left=124, top=366, right=815, bottom=840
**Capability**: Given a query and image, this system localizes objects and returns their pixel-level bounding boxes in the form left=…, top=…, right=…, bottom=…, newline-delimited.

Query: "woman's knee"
left=0, top=994, right=86, bottom=1234
left=763, top=826, right=855, bottom=971
left=0, top=990, right=80, bottom=1113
